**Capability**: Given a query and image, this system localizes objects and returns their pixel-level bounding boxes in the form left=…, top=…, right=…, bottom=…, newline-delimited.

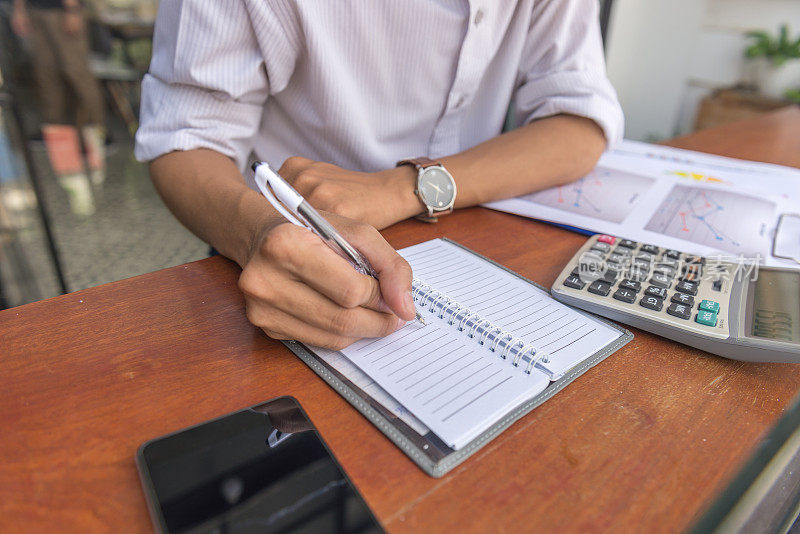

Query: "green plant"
left=785, top=88, right=800, bottom=104
left=745, top=24, right=800, bottom=66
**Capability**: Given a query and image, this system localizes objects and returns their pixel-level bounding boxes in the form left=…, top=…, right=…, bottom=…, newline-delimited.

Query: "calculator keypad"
left=555, top=234, right=734, bottom=337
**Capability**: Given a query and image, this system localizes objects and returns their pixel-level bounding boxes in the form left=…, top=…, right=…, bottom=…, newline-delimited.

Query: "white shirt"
left=135, top=0, right=623, bottom=175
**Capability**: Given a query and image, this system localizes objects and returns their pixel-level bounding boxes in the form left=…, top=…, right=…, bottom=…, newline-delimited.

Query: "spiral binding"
left=411, top=279, right=553, bottom=377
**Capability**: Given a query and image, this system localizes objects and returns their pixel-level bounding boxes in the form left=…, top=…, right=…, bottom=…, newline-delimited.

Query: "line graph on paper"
left=644, top=185, right=775, bottom=255
left=520, top=167, right=655, bottom=223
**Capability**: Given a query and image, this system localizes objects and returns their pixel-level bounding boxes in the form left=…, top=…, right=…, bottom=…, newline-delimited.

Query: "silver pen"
left=251, top=161, right=426, bottom=326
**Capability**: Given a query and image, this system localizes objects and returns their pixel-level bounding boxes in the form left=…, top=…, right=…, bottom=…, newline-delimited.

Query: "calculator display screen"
left=748, top=269, right=800, bottom=344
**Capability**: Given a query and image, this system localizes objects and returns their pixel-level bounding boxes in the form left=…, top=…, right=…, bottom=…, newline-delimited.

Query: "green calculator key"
left=699, top=300, right=720, bottom=313
left=696, top=310, right=718, bottom=327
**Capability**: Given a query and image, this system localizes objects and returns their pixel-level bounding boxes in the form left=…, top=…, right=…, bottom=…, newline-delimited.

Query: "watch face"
left=418, top=167, right=455, bottom=209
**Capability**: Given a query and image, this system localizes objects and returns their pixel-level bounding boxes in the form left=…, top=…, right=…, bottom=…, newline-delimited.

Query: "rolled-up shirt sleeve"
left=512, top=0, right=624, bottom=146
left=135, top=1, right=281, bottom=169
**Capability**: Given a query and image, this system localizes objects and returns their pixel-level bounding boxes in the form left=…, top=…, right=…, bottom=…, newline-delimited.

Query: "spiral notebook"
left=283, top=238, right=632, bottom=476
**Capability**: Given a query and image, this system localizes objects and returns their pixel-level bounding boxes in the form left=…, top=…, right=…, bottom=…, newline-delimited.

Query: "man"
left=135, top=1, right=623, bottom=350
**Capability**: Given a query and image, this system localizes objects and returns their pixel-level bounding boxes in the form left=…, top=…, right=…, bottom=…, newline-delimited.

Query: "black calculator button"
left=588, top=280, right=612, bottom=296
left=654, top=265, right=676, bottom=278
left=657, top=258, right=679, bottom=269
left=618, top=279, right=641, bottom=292
left=640, top=244, right=660, bottom=255
left=712, top=279, right=723, bottom=291
left=608, top=252, right=628, bottom=264
left=667, top=303, right=692, bottom=320
left=613, top=288, right=637, bottom=303
left=639, top=295, right=664, bottom=311
left=618, top=239, right=637, bottom=249
left=632, top=259, right=651, bottom=272
left=664, top=249, right=681, bottom=260
left=644, top=285, right=668, bottom=300
left=635, top=252, right=654, bottom=263
left=649, top=273, right=672, bottom=288
left=671, top=293, right=694, bottom=306
left=602, top=268, right=620, bottom=283
left=613, top=246, right=633, bottom=257
left=591, top=242, right=611, bottom=253
left=675, top=280, right=698, bottom=295
left=573, top=266, right=602, bottom=283
left=563, top=274, right=585, bottom=290
left=626, top=266, right=649, bottom=282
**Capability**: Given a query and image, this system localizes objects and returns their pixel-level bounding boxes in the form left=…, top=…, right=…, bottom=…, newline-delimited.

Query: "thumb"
left=339, top=222, right=416, bottom=321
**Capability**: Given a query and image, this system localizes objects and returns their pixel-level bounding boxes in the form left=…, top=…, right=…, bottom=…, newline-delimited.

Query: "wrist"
left=384, top=166, right=424, bottom=221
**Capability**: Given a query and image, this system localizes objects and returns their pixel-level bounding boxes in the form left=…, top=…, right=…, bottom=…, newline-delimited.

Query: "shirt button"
left=474, top=9, right=484, bottom=26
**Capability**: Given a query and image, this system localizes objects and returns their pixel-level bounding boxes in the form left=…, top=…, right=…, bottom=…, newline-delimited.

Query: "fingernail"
left=404, top=291, right=416, bottom=318
left=396, top=316, right=407, bottom=330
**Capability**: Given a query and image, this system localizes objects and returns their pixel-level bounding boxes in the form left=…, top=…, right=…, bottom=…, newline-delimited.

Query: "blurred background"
left=0, top=0, right=798, bottom=309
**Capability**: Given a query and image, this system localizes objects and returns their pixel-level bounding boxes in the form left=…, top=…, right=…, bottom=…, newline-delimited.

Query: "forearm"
left=149, top=149, right=281, bottom=267
left=444, top=114, right=606, bottom=207
left=388, top=115, right=606, bottom=219
left=282, top=114, right=607, bottom=229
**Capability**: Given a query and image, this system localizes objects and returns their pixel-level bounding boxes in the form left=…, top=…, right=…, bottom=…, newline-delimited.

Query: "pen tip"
left=416, top=312, right=427, bottom=326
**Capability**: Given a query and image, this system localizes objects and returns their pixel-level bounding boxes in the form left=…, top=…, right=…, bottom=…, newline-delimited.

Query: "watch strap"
left=396, top=157, right=441, bottom=169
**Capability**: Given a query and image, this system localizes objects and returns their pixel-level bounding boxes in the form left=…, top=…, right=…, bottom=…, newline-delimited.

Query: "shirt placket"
left=428, top=1, right=493, bottom=158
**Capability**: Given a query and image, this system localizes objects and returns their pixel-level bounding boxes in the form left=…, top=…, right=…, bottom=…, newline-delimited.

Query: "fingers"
left=257, top=277, right=402, bottom=339
left=336, top=220, right=416, bottom=321
left=260, top=223, right=392, bottom=313
left=255, top=307, right=359, bottom=350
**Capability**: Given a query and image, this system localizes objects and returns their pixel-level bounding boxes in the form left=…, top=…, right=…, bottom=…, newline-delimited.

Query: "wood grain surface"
left=2, top=107, right=799, bottom=533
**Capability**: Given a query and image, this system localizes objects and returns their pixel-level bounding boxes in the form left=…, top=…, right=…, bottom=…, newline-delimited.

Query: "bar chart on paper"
left=644, top=185, right=776, bottom=256
left=520, top=168, right=655, bottom=223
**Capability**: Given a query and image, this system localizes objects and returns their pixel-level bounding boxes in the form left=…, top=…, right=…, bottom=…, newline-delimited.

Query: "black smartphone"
left=136, top=396, right=383, bottom=533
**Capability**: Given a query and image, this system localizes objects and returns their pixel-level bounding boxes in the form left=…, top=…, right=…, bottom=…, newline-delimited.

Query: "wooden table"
left=2, top=108, right=800, bottom=532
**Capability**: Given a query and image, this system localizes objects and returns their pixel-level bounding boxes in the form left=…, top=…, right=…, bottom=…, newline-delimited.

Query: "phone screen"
left=137, top=397, right=383, bottom=533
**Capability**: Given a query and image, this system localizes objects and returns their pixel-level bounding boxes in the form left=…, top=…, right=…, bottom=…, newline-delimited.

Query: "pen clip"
left=252, top=164, right=306, bottom=228
left=251, top=161, right=377, bottom=278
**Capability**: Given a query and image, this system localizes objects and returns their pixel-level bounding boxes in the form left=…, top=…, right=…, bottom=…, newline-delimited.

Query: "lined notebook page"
left=341, top=318, right=549, bottom=449
left=403, top=239, right=621, bottom=379
left=311, top=347, right=430, bottom=436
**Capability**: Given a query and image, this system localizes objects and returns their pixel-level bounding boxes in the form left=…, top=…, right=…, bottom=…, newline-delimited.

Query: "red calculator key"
left=597, top=234, right=616, bottom=245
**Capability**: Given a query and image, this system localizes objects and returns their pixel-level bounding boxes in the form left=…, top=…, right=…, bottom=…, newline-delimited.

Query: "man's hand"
left=238, top=212, right=418, bottom=350
left=277, top=157, right=423, bottom=229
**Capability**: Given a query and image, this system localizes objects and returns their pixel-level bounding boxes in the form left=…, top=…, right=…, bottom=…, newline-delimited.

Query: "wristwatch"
left=397, top=157, right=457, bottom=222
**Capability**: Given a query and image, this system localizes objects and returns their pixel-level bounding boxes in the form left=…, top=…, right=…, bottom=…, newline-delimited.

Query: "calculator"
left=551, top=234, right=800, bottom=363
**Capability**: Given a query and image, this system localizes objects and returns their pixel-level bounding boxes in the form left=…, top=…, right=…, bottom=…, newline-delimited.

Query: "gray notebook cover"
left=282, top=239, right=633, bottom=477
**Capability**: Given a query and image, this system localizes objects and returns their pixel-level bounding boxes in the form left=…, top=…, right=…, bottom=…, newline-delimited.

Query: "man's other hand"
left=277, top=157, right=423, bottom=230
